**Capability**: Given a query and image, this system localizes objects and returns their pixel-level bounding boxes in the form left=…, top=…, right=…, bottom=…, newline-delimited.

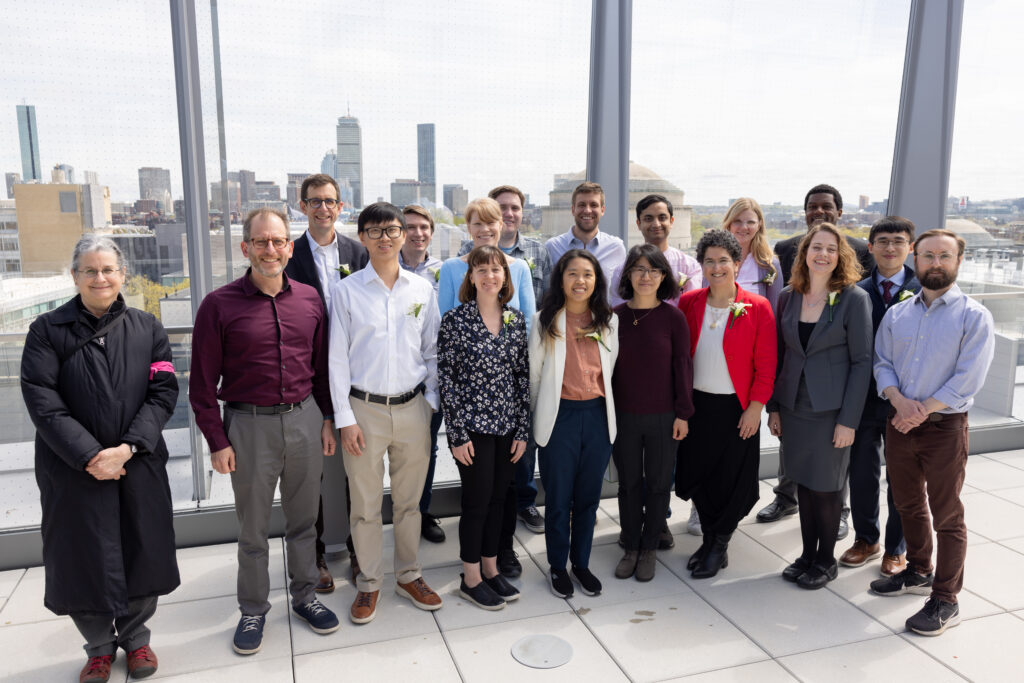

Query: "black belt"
left=227, top=396, right=309, bottom=414
left=350, top=382, right=425, bottom=406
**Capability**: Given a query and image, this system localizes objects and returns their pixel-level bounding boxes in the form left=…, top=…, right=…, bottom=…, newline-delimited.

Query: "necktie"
left=881, top=280, right=894, bottom=304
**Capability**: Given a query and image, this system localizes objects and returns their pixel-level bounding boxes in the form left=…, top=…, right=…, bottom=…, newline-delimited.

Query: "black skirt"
left=676, top=391, right=760, bottom=534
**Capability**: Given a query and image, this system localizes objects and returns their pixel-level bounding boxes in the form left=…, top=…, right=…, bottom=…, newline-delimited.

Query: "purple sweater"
left=612, top=302, right=694, bottom=419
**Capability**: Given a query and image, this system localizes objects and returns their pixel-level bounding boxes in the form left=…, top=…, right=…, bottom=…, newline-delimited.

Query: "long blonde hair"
left=722, top=197, right=774, bottom=276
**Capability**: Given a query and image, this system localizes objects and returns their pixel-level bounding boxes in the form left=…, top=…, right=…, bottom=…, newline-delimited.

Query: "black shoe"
left=687, top=534, right=714, bottom=571
left=483, top=573, right=521, bottom=601
left=518, top=506, right=545, bottom=533
left=870, top=566, right=934, bottom=596
left=906, top=597, right=961, bottom=636
left=782, top=557, right=812, bottom=583
left=837, top=511, right=850, bottom=541
left=498, top=548, right=522, bottom=578
left=571, top=566, right=602, bottom=596
left=421, top=513, right=446, bottom=544
left=549, top=567, right=573, bottom=598
left=796, top=560, right=838, bottom=590
left=459, top=574, right=505, bottom=611
left=658, top=523, right=675, bottom=550
left=691, top=533, right=730, bottom=579
left=756, top=498, right=798, bottom=523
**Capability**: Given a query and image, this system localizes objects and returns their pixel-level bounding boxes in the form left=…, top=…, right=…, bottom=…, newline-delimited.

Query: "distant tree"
left=123, top=275, right=190, bottom=318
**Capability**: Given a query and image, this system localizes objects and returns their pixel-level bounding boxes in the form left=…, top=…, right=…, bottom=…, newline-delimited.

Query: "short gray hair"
left=71, top=234, right=125, bottom=273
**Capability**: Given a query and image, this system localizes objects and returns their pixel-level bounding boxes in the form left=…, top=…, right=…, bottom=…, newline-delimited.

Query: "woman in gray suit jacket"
left=767, top=223, right=872, bottom=590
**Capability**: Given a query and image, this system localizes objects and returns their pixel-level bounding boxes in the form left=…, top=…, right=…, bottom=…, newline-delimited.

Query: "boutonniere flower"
left=828, top=291, right=840, bottom=321
left=678, top=273, right=689, bottom=288
left=502, top=310, right=515, bottom=326
left=526, top=257, right=536, bottom=272
left=727, top=301, right=751, bottom=329
left=898, top=289, right=914, bottom=302
left=407, top=302, right=424, bottom=318
left=757, top=269, right=776, bottom=286
left=584, top=330, right=611, bottom=352
left=428, top=266, right=440, bottom=282
left=336, top=263, right=351, bottom=276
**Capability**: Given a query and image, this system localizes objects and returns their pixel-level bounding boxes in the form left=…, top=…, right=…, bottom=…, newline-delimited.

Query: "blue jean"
left=850, top=417, right=906, bottom=555
left=418, top=411, right=445, bottom=513
left=538, top=398, right=612, bottom=571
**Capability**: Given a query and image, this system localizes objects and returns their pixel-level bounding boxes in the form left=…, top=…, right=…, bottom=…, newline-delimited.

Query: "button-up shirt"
left=328, top=264, right=441, bottom=428
left=399, top=250, right=443, bottom=293
left=874, top=283, right=995, bottom=414
left=306, top=230, right=341, bottom=310
left=876, top=269, right=906, bottom=298
left=458, top=233, right=553, bottom=302
left=545, top=228, right=626, bottom=285
left=607, top=246, right=701, bottom=306
left=189, top=271, right=333, bottom=452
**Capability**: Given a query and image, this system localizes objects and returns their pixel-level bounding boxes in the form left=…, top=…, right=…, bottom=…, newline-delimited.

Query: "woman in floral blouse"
left=438, top=245, right=530, bottom=611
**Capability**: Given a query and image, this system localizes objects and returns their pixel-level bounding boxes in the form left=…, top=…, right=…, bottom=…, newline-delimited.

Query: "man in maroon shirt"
left=190, top=208, right=341, bottom=655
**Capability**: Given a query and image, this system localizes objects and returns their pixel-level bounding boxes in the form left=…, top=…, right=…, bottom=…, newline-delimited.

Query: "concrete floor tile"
left=779, top=634, right=963, bottom=682
left=294, top=632, right=459, bottom=682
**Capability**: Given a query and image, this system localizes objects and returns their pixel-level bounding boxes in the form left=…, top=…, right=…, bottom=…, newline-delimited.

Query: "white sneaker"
left=687, top=507, right=702, bottom=536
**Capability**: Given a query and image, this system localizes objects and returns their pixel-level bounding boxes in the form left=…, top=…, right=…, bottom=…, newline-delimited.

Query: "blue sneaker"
left=232, top=614, right=265, bottom=655
left=293, top=598, right=341, bottom=634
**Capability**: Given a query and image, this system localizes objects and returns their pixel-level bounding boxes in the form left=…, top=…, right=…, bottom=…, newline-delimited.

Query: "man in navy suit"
left=284, top=173, right=368, bottom=593
left=839, top=216, right=919, bottom=576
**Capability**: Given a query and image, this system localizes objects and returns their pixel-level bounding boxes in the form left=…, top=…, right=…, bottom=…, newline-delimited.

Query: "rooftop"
left=3, top=449, right=1024, bottom=681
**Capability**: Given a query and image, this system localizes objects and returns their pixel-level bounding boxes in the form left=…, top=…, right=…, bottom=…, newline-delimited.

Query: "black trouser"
left=457, top=431, right=516, bottom=563
left=613, top=412, right=676, bottom=551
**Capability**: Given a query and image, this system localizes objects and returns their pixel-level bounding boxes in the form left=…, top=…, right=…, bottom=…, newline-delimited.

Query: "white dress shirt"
left=327, top=264, right=440, bottom=428
left=306, top=230, right=341, bottom=309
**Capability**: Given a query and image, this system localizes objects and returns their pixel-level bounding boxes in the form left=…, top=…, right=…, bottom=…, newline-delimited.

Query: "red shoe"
left=80, top=654, right=114, bottom=683
left=126, top=645, right=158, bottom=679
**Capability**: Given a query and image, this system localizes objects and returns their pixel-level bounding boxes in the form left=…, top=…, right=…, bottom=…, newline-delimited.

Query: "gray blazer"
left=767, top=284, right=872, bottom=429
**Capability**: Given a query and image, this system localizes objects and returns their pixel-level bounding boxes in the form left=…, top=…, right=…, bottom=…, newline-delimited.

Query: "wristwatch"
left=128, top=443, right=138, bottom=454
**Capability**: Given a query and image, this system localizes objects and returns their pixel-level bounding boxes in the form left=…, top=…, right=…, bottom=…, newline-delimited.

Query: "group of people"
left=20, top=176, right=995, bottom=683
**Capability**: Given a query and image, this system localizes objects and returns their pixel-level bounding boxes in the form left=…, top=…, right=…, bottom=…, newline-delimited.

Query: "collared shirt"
left=607, top=246, right=701, bottom=307
left=328, top=264, right=440, bottom=428
left=875, top=269, right=907, bottom=298
left=305, top=230, right=341, bottom=309
left=874, top=283, right=995, bottom=413
left=399, top=249, right=443, bottom=293
left=458, top=233, right=553, bottom=302
left=189, top=271, right=332, bottom=453
left=545, top=228, right=626, bottom=285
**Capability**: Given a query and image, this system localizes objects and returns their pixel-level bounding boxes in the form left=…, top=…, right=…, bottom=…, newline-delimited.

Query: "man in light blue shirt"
left=870, top=228, right=994, bottom=637
left=545, top=181, right=626, bottom=286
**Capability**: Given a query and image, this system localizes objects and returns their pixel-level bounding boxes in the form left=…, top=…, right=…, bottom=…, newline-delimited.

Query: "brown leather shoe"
left=396, top=577, right=443, bottom=611
left=881, top=552, right=907, bottom=576
left=350, top=590, right=380, bottom=624
left=80, top=654, right=114, bottom=683
left=315, top=557, right=335, bottom=594
left=839, top=539, right=882, bottom=567
left=126, top=645, right=158, bottom=679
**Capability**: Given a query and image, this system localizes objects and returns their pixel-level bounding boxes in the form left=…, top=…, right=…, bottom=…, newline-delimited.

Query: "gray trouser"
left=71, top=596, right=158, bottom=657
left=226, top=395, right=324, bottom=615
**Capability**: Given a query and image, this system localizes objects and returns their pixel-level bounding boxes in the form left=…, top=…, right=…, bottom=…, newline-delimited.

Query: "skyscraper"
left=5, top=172, right=19, bottom=199
left=138, top=167, right=173, bottom=215
left=336, top=115, right=363, bottom=208
left=417, top=123, right=436, bottom=204
left=443, top=184, right=468, bottom=215
left=321, top=150, right=337, bottom=178
left=17, top=104, right=41, bottom=181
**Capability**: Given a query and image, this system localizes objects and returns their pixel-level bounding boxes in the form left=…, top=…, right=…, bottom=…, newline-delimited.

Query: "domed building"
left=540, top=161, right=693, bottom=250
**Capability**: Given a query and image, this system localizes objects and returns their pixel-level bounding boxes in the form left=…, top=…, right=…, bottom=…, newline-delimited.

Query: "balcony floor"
left=3, top=449, right=1024, bottom=682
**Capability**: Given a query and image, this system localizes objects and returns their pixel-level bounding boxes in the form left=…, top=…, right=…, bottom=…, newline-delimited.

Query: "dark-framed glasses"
left=365, top=225, right=404, bottom=240
left=631, top=266, right=664, bottom=279
left=303, top=198, right=339, bottom=209
left=250, top=237, right=289, bottom=250
left=873, top=237, right=910, bottom=248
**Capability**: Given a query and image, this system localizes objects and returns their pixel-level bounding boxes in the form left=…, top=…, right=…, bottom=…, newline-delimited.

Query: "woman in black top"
left=438, top=245, right=530, bottom=610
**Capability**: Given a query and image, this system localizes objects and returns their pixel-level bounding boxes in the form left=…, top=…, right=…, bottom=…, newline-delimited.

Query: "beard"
left=919, top=266, right=957, bottom=290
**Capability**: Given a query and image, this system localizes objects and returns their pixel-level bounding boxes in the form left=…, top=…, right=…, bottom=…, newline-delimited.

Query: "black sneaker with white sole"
left=870, top=566, right=934, bottom=596
left=571, top=566, right=602, bottom=596
left=549, top=567, right=574, bottom=598
left=518, top=506, right=545, bottom=533
left=483, top=573, right=521, bottom=601
left=459, top=574, right=506, bottom=611
left=906, top=597, right=961, bottom=636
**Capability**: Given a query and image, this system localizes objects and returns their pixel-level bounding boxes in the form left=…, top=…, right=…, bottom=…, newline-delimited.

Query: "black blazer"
left=857, top=264, right=921, bottom=421
left=774, top=232, right=873, bottom=285
left=285, top=230, right=369, bottom=306
left=767, top=284, right=873, bottom=429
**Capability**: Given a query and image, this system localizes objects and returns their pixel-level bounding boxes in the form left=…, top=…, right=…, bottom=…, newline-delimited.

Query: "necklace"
left=630, top=303, right=658, bottom=326
left=803, top=292, right=827, bottom=307
left=707, top=306, right=729, bottom=329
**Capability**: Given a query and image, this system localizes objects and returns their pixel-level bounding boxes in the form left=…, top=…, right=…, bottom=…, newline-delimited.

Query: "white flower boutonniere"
left=828, top=291, right=840, bottom=321
left=757, top=269, right=777, bottom=286
left=584, top=330, right=611, bottom=352
left=679, top=273, right=689, bottom=288
left=898, top=289, right=914, bottom=302
left=337, top=263, right=351, bottom=276
left=407, top=302, right=424, bottom=318
left=526, top=258, right=536, bottom=272
left=727, top=301, right=751, bottom=329
left=502, top=310, right=515, bottom=326
left=428, top=267, right=440, bottom=282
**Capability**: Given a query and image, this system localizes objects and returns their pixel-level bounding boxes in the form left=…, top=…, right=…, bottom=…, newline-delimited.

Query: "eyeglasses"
left=364, top=225, right=404, bottom=240
left=873, top=237, right=910, bottom=248
left=76, top=267, right=123, bottom=279
left=303, top=198, right=339, bottom=209
left=631, top=267, right=665, bottom=279
left=250, top=237, right=289, bottom=250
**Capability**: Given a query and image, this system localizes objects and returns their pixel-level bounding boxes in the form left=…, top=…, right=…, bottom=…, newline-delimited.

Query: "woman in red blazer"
left=676, top=230, right=777, bottom=578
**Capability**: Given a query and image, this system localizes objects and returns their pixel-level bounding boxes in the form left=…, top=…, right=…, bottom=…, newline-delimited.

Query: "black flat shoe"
left=797, top=560, right=839, bottom=590
left=783, top=557, right=813, bottom=583
left=459, top=574, right=506, bottom=610
left=757, top=499, right=798, bottom=523
left=483, top=573, right=520, bottom=601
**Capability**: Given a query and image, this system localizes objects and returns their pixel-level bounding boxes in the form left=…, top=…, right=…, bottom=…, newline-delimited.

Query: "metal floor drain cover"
left=510, top=634, right=572, bottom=669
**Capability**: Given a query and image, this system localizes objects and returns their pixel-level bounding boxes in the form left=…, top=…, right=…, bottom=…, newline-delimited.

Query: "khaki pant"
left=345, top=393, right=432, bottom=592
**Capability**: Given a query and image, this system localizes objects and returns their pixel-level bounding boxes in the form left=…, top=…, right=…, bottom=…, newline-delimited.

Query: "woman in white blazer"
left=529, top=249, right=618, bottom=600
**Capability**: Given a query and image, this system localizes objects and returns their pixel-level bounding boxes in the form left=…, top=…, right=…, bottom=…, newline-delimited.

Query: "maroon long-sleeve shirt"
left=189, top=271, right=333, bottom=452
